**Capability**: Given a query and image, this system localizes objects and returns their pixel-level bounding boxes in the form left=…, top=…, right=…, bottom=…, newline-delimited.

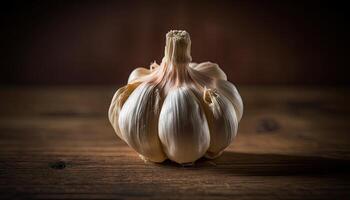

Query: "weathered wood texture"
left=0, top=86, right=349, bottom=199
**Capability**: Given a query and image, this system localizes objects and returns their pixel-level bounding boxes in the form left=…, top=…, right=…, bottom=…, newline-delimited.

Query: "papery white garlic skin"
left=127, top=62, right=159, bottom=84
left=108, top=30, right=243, bottom=165
left=191, top=62, right=227, bottom=80
left=128, top=67, right=150, bottom=84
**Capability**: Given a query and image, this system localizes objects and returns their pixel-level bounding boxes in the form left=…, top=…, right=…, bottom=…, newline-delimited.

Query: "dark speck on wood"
left=49, top=161, right=66, bottom=169
left=256, top=118, right=280, bottom=133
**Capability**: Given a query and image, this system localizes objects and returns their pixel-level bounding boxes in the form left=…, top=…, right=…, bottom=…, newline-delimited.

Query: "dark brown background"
left=0, top=0, right=348, bottom=85
left=1, top=1, right=350, bottom=199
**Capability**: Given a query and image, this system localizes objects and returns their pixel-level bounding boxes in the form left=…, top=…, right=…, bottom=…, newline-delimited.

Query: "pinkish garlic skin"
left=109, top=30, right=243, bottom=165
left=129, top=31, right=216, bottom=97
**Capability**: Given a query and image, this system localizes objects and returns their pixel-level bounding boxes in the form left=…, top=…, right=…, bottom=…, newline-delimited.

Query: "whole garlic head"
left=109, top=30, right=243, bottom=165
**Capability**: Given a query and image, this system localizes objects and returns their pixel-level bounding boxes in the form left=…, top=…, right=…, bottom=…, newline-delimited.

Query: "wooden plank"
left=0, top=86, right=350, bottom=199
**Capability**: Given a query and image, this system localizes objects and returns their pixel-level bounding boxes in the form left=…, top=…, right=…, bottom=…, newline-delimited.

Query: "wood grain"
left=0, top=86, right=350, bottom=199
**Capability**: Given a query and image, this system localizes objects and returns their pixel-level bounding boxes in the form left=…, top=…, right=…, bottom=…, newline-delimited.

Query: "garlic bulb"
left=109, top=30, right=243, bottom=165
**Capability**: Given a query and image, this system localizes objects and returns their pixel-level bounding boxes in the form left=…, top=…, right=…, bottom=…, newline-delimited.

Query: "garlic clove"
left=203, top=88, right=238, bottom=159
left=192, top=62, right=227, bottom=80
left=215, top=80, right=243, bottom=122
left=118, top=83, right=167, bottom=162
left=158, top=87, right=210, bottom=164
left=108, top=83, right=139, bottom=141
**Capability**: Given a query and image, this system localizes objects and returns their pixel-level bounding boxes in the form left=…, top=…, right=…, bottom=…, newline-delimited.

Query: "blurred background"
left=0, top=0, right=348, bottom=85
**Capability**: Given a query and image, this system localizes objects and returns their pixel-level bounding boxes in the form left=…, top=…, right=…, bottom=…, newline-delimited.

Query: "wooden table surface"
left=0, top=86, right=349, bottom=199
